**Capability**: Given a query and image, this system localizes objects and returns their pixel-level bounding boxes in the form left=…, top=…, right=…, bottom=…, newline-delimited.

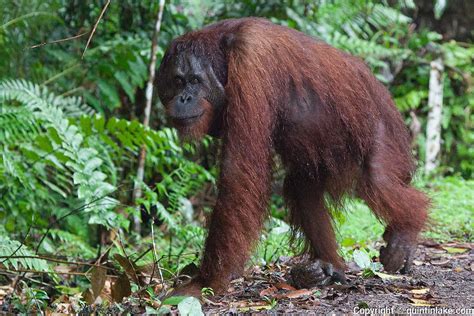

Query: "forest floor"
left=201, top=241, right=473, bottom=314
left=1, top=241, right=472, bottom=315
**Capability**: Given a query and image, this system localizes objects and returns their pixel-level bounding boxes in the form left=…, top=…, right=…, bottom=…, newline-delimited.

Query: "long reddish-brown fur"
left=160, top=18, right=429, bottom=294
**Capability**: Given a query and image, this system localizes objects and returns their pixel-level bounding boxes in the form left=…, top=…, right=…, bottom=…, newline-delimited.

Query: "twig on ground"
left=150, top=218, right=165, bottom=286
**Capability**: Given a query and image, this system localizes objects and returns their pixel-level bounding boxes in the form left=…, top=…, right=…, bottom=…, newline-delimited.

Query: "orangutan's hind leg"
left=357, top=130, right=429, bottom=273
left=284, top=172, right=346, bottom=288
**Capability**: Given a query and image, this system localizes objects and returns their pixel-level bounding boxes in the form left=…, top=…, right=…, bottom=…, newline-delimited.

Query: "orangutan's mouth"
left=171, top=112, right=204, bottom=126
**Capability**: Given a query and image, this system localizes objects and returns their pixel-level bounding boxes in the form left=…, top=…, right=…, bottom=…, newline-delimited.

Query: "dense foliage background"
left=0, top=0, right=472, bottom=313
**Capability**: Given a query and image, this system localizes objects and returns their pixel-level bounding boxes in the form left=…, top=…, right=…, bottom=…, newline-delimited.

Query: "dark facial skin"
left=157, top=51, right=226, bottom=138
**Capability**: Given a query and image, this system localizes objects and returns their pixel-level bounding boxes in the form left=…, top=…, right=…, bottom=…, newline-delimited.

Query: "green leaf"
left=177, top=297, right=204, bottom=316
left=0, top=236, right=49, bottom=271
left=97, top=79, right=120, bottom=109
left=114, top=71, right=135, bottom=102
left=374, top=271, right=404, bottom=280
left=84, top=157, right=103, bottom=174
left=442, top=246, right=468, bottom=254
left=162, top=295, right=187, bottom=306
left=353, top=249, right=371, bottom=270
left=434, top=0, right=447, bottom=19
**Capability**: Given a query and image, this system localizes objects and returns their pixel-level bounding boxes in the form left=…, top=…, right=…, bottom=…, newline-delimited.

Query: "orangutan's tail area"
left=156, top=17, right=430, bottom=296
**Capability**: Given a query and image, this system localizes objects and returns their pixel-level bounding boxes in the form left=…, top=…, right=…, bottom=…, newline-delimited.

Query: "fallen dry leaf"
left=90, top=266, right=107, bottom=300
left=410, top=288, right=430, bottom=295
left=238, top=305, right=273, bottom=312
left=114, top=254, right=140, bottom=284
left=279, top=289, right=313, bottom=299
left=430, top=259, right=450, bottom=266
left=55, top=302, right=72, bottom=314
left=375, top=272, right=404, bottom=280
left=231, top=300, right=273, bottom=312
left=259, top=286, right=277, bottom=297
left=274, top=282, right=296, bottom=291
left=83, top=289, right=95, bottom=305
left=111, top=273, right=131, bottom=302
left=54, top=265, right=73, bottom=274
left=413, top=260, right=423, bottom=266
left=421, top=240, right=439, bottom=247
left=443, top=242, right=473, bottom=249
left=409, top=298, right=433, bottom=306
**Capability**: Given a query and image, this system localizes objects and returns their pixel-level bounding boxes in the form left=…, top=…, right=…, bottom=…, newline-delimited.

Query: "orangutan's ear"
left=220, top=33, right=237, bottom=52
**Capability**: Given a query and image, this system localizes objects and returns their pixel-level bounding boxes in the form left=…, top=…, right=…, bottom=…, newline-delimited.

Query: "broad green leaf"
left=177, top=297, right=203, bottom=316
left=353, top=249, right=371, bottom=270
left=162, top=295, right=187, bottom=306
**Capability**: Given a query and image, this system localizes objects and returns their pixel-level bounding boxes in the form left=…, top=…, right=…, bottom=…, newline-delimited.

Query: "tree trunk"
left=132, top=0, right=166, bottom=233
left=425, top=57, right=444, bottom=175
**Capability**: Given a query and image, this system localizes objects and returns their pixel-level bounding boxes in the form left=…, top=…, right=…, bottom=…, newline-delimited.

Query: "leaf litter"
left=0, top=242, right=472, bottom=314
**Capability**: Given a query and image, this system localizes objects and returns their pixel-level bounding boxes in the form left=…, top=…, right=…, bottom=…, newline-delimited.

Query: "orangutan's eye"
left=175, top=76, right=184, bottom=86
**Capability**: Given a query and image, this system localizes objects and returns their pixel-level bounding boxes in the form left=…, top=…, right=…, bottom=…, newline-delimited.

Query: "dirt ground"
left=201, top=241, right=474, bottom=314
left=2, top=241, right=471, bottom=314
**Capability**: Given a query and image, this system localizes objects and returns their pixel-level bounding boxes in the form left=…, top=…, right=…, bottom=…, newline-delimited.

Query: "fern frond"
left=327, top=31, right=409, bottom=59
left=0, top=79, right=94, bottom=116
left=0, top=107, right=42, bottom=145
left=47, top=229, right=96, bottom=258
left=0, top=79, right=118, bottom=225
left=0, top=235, right=49, bottom=271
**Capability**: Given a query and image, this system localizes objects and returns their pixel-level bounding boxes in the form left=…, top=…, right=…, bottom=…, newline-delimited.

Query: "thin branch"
left=82, top=0, right=111, bottom=59
left=35, top=188, right=122, bottom=253
left=1, top=12, right=55, bottom=30
left=0, top=216, right=34, bottom=265
left=0, top=272, right=55, bottom=289
left=31, top=32, right=88, bottom=49
left=58, top=86, right=84, bottom=97
left=42, top=64, right=81, bottom=86
left=133, top=246, right=153, bottom=264
left=150, top=219, right=164, bottom=286
left=95, top=243, right=114, bottom=267
left=0, top=255, right=118, bottom=272
left=1, top=268, right=117, bottom=277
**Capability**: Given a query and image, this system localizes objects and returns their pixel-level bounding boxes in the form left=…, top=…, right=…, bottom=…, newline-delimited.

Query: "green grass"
left=423, top=177, right=474, bottom=242
left=337, top=201, right=384, bottom=247
left=337, top=176, right=473, bottom=261
left=338, top=176, right=473, bottom=245
left=257, top=176, right=473, bottom=263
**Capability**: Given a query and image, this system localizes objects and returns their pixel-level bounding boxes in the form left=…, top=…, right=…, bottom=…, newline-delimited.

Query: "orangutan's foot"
left=290, top=259, right=346, bottom=289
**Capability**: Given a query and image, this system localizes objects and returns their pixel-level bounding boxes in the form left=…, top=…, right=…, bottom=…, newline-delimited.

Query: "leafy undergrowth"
left=1, top=242, right=471, bottom=314
left=0, top=176, right=472, bottom=314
